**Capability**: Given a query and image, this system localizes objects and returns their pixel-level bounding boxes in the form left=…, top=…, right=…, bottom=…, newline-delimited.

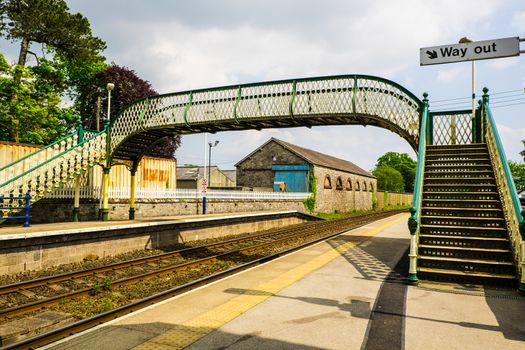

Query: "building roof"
left=222, top=170, right=236, bottom=182
left=236, top=138, right=374, bottom=178
left=176, top=166, right=226, bottom=181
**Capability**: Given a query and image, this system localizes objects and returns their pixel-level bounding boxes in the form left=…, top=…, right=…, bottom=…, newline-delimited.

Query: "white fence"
left=48, top=187, right=309, bottom=201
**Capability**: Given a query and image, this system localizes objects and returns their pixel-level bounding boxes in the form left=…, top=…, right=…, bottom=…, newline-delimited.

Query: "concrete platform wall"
left=30, top=199, right=306, bottom=223
left=0, top=212, right=316, bottom=275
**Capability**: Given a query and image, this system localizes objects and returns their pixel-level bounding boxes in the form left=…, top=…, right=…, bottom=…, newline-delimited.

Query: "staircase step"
left=419, top=225, right=506, bottom=238
left=426, top=152, right=489, bottom=159
left=425, top=159, right=491, bottom=165
left=421, top=207, right=503, bottom=218
left=427, top=144, right=487, bottom=150
left=424, top=170, right=494, bottom=178
left=419, top=234, right=509, bottom=249
left=425, top=164, right=492, bottom=170
left=420, top=216, right=505, bottom=229
left=417, top=267, right=516, bottom=285
left=418, top=245, right=512, bottom=261
left=422, top=199, right=501, bottom=210
left=418, top=255, right=515, bottom=275
left=423, top=177, right=495, bottom=183
left=423, top=192, right=500, bottom=201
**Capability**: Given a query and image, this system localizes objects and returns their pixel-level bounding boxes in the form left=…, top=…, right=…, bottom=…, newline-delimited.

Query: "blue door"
left=272, top=165, right=309, bottom=192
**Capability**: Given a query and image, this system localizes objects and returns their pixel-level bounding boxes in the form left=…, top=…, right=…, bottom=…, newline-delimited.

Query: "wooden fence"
left=1, top=141, right=177, bottom=191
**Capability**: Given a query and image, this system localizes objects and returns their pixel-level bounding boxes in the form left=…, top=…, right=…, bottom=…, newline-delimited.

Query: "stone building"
left=176, top=166, right=236, bottom=190
left=235, top=138, right=376, bottom=212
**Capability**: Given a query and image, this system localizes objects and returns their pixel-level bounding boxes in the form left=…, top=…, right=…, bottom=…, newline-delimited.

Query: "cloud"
left=496, top=123, right=525, bottom=162
left=512, top=10, right=525, bottom=30
left=436, top=67, right=468, bottom=82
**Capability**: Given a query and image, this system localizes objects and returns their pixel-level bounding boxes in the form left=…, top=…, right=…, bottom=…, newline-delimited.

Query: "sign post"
left=420, top=37, right=520, bottom=66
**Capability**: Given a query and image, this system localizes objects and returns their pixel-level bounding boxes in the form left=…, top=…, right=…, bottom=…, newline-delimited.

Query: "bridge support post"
left=73, top=177, right=81, bottom=222
left=407, top=207, right=418, bottom=284
left=129, top=167, right=137, bottom=220
left=99, top=167, right=111, bottom=221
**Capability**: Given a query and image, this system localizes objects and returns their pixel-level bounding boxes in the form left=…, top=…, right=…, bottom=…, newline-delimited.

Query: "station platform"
left=42, top=213, right=525, bottom=349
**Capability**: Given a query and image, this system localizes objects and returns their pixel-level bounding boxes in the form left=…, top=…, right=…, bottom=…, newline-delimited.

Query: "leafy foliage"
left=303, top=171, right=317, bottom=213
left=0, top=53, right=77, bottom=143
left=375, top=152, right=416, bottom=192
left=372, top=166, right=405, bottom=192
left=508, top=160, right=525, bottom=191
left=0, top=0, right=105, bottom=66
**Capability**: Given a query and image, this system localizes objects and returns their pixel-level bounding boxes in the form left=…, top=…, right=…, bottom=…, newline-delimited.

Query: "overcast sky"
left=2, top=0, right=525, bottom=171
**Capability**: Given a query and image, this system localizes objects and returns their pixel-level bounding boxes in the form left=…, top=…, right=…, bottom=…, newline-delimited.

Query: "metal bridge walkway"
left=0, top=75, right=523, bottom=289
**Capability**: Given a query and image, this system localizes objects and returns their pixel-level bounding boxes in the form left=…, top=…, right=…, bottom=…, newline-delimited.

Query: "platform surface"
left=43, top=213, right=525, bottom=350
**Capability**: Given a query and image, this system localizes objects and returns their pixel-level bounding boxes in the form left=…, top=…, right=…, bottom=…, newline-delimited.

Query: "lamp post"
left=208, top=140, right=219, bottom=185
left=100, top=82, right=115, bottom=221
left=459, top=37, right=475, bottom=120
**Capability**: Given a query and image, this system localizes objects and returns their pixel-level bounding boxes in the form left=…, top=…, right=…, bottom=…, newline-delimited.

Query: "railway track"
left=1, top=209, right=406, bottom=349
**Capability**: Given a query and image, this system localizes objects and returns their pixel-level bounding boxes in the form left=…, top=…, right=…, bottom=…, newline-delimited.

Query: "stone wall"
left=0, top=212, right=315, bottom=275
left=313, top=166, right=376, bottom=213
left=29, top=198, right=307, bottom=223
left=236, top=141, right=307, bottom=189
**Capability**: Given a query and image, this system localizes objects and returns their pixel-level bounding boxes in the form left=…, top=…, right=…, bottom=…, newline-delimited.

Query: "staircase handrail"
left=482, top=88, right=524, bottom=238
left=408, top=93, right=429, bottom=234
left=0, top=128, right=107, bottom=190
left=0, top=131, right=78, bottom=174
left=407, top=93, right=428, bottom=283
left=482, top=87, right=525, bottom=292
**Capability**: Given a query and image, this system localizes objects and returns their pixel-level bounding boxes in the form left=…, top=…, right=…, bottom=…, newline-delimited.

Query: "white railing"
left=47, top=186, right=309, bottom=201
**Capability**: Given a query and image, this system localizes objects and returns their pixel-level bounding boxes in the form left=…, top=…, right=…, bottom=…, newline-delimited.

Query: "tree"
left=372, top=166, right=405, bottom=192
left=80, top=64, right=181, bottom=159
left=375, top=152, right=416, bottom=192
left=0, top=0, right=105, bottom=67
left=508, top=160, right=525, bottom=191
left=0, top=53, right=77, bottom=143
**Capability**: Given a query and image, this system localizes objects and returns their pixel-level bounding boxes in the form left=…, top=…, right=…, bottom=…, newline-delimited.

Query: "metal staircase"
left=0, top=127, right=107, bottom=211
left=408, top=89, right=525, bottom=291
left=417, top=143, right=516, bottom=284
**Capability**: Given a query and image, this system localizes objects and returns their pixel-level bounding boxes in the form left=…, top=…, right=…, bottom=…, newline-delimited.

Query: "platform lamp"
left=100, top=82, right=115, bottom=221
left=208, top=140, right=220, bottom=187
left=458, top=37, right=475, bottom=120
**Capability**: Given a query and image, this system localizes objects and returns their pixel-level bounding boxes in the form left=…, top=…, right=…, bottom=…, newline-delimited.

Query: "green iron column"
left=99, top=118, right=112, bottom=221
left=73, top=177, right=81, bottom=221
left=73, top=120, right=84, bottom=221
left=129, top=162, right=138, bottom=220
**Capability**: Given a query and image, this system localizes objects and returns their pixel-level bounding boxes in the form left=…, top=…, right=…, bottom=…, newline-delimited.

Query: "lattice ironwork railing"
left=430, top=110, right=473, bottom=145
left=0, top=131, right=107, bottom=214
left=483, top=104, right=523, bottom=279
left=0, top=132, right=79, bottom=187
left=110, top=75, right=423, bottom=157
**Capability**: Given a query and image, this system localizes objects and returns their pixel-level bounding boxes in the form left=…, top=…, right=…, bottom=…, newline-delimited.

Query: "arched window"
left=363, top=182, right=367, bottom=191
left=336, top=177, right=343, bottom=190
left=369, top=182, right=373, bottom=192
left=346, top=178, right=352, bottom=191
left=356, top=180, right=360, bottom=191
left=324, top=175, right=332, bottom=189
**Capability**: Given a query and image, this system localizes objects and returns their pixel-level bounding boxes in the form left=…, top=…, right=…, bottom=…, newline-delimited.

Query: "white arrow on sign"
left=420, top=37, right=520, bottom=66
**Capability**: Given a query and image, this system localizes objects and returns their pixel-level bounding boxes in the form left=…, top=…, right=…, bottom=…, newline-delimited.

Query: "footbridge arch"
left=109, top=75, right=423, bottom=166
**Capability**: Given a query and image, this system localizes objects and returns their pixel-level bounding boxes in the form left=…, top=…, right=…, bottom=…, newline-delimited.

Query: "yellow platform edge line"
left=133, top=214, right=408, bottom=350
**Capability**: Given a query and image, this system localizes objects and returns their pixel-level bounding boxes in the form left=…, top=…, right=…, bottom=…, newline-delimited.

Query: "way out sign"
left=420, top=37, right=520, bottom=66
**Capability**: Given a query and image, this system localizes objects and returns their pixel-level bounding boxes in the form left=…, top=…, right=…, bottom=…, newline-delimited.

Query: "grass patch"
left=315, top=205, right=410, bottom=221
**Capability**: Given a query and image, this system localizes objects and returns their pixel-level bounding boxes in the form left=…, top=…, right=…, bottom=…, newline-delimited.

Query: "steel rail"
left=0, top=213, right=388, bottom=320
left=0, top=220, right=326, bottom=297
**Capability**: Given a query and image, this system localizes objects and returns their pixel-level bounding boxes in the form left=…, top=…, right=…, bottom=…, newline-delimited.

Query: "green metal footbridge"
left=0, top=75, right=523, bottom=290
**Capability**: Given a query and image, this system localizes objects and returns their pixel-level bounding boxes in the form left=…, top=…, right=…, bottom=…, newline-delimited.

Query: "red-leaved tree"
left=80, top=64, right=181, bottom=159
